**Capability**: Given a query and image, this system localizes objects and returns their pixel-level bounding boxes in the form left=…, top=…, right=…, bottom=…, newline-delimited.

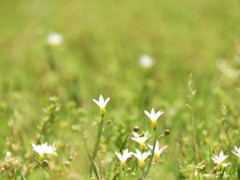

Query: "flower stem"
left=190, top=107, right=198, bottom=161
left=238, top=165, right=240, bottom=180
left=90, top=115, right=104, bottom=178
left=143, top=130, right=157, bottom=179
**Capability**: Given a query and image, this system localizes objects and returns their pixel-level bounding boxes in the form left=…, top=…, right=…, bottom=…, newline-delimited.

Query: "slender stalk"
left=238, top=165, right=240, bottom=180
left=143, top=130, right=157, bottom=179
left=187, top=74, right=198, bottom=161
left=190, top=107, right=198, bottom=161
left=90, top=115, right=104, bottom=177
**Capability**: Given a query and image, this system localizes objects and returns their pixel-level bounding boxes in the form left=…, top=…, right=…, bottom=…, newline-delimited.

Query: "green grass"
left=0, top=0, right=240, bottom=179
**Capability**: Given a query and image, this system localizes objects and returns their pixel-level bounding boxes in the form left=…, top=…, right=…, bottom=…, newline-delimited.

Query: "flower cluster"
left=113, top=105, right=167, bottom=172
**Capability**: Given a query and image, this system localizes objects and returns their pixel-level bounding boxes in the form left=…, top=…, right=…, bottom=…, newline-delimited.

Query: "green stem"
left=90, top=115, right=104, bottom=178
left=143, top=130, right=157, bottom=179
left=238, top=165, right=240, bottom=180
left=191, top=108, right=198, bottom=161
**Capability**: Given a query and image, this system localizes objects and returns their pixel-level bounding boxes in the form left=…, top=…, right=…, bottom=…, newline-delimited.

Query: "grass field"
left=1, top=0, right=240, bottom=179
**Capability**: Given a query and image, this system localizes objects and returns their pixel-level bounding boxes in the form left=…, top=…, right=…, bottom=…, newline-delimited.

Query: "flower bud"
left=164, top=130, right=170, bottom=136
left=63, top=161, right=71, bottom=167
left=133, top=126, right=139, bottom=132
left=41, top=160, right=49, bottom=167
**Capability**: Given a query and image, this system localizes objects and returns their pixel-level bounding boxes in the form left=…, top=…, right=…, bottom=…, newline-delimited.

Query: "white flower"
left=131, top=132, right=140, bottom=138
left=45, top=143, right=57, bottom=155
left=131, top=136, right=149, bottom=150
left=92, top=94, right=110, bottom=115
left=212, top=151, right=229, bottom=170
left=148, top=141, right=167, bottom=161
left=144, top=108, right=164, bottom=129
left=139, top=55, right=154, bottom=68
left=132, top=149, right=151, bottom=168
left=47, top=32, right=63, bottom=46
left=32, top=143, right=47, bottom=155
left=32, top=142, right=57, bottom=160
left=115, top=149, right=132, bottom=168
left=232, top=146, right=240, bottom=164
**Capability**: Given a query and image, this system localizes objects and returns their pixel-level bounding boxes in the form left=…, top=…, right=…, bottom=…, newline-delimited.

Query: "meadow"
left=0, top=0, right=240, bottom=179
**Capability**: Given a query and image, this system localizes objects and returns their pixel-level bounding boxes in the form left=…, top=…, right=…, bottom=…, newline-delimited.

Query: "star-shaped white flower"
left=144, top=108, right=164, bottom=129
left=148, top=141, right=167, bottom=161
left=232, top=146, right=240, bottom=164
left=47, top=32, right=63, bottom=46
left=115, top=149, right=132, bottom=168
left=132, top=149, right=151, bottom=168
left=131, top=136, right=149, bottom=150
left=212, top=151, right=229, bottom=170
left=93, top=94, right=110, bottom=115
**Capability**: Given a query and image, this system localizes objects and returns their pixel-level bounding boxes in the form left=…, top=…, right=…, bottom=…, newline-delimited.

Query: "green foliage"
left=0, top=0, right=240, bottom=179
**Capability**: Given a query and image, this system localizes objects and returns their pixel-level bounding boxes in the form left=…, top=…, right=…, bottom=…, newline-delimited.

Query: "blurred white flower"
left=217, top=60, right=239, bottom=81
left=32, top=142, right=57, bottom=160
left=92, top=94, right=110, bottom=115
left=148, top=141, right=167, bottom=161
left=45, top=143, right=57, bottom=156
left=139, top=54, right=154, bottom=68
left=144, top=108, right=164, bottom=129
left=131, top=132, right=141, bottom=138
left=132, top=149, right=151, bottom=168
left=232, top=146, right=240, bottom=164
left=6, top=152, right=11, bottom=157
left=47, top=32, right=63, bottom=46
left=32, top=143, right=47, bottom=155
left=131, top=136, right=149, bottom=150
left=115, top=149, right=132, bottom=168
left=212, top=151, right=229, bottom=170
left=131, top=131, right=149, bottom=138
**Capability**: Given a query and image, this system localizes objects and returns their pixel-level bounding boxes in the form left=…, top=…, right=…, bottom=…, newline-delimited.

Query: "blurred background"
left=0, top=0, right=240, bottom=179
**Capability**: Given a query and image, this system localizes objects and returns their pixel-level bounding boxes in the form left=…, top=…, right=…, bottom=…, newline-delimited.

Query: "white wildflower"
left=32, top=142, right=57, bottom=160
left=132, top=149, right=151, bottom=168
left=148, top=141, right=167, bottom=161
left=115, top=149, right=132, bottom=168
left=144, top=108, right=164, bottom=129
left=47, top=32, right=63, bottom=46
left=212, top=151, right=229, bottom=170
left=232, top=146, right=240, bottom=164
left=139, top=55, right=154, bottom=68
left=131, top=136, right=149, bottom=150
left=92, top=94, right=110, bottom=115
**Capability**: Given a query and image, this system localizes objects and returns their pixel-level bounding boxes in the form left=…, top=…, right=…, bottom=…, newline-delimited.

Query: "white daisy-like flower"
left=131, top=136, right=149, bottom=150
left=32, top=143, right=48, bottom=160
left=212, top=151, right=229, bottom=170
left=139, top=55, right=154, bottom=68
left=232, top=146, right=240, bottom=164
left=144, top=108, right=164, bottom=129
left=115, top=149, right=132, bottom=168
left=32, top=143, right=47, bottom=154
left=47, top=32, right=63, bottom=46
left=132, top=149, right=151, bottom=168
left=92, top=94, right=110, bottom=115
left=148, top=141, right=167, bottom=161
left=32, top=142, right=57, bottom=160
